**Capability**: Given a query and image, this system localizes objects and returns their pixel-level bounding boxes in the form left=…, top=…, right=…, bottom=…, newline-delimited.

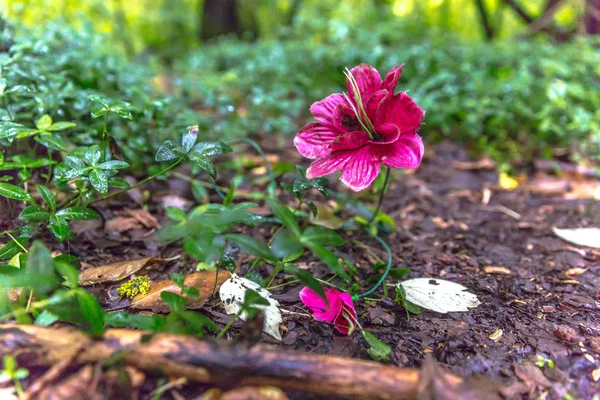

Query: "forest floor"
left=1, top=142, right=599, bottom=400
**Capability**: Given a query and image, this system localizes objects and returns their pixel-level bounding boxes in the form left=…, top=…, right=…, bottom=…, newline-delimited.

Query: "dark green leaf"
left=187, top=152, right=216, bottom=179
left=171, top=272, right=185, bottom=288
left=34, top=133, right=67, bottom=152
left=27, top=241, right=56, bottom=294
left=108, top=177, right=130, bottom=189
left=97, top=160, right=129, bottom=170
left=89, top=169, right=108, bottom=193
left=362, top=331, right=391, bottom=362
left=105, top=311, right=165, bottom=331
left=76, top=289, right=105, bottom=336
left=191, top=141, right=232, bottom=157
left=0, top=122, right=29, bottom=143
left=225, top=234, right=276, bottom=262
left=64, top=156, right=85, bottom=170
left=0, top=238, right=28, bottom=260
left=155, top=140, right=185, bottom=161
left=177, top=310, right=218, bottom=333
left=36, top=184, right=56, bottom=212
left=54, top=261, right=80, bottom=289
left=56, top=207, right=100, bottom=221
left=0, top=183, right=34, bottom=203
left=181, top=126, right=198, bottom=153
left=18, top=205, right=50, bottom=221
left=161, top=291, right=185, bottom=312
left=301, top=226, right=344, bottom=246
left=389, top=268, right=411, bottom=279
left=266, top=199, right=301, bottom=238
left=307, top=244, right=348, bottom=280
left=0, top=152, right=3, bottom=167
left=270, top=229, right=304, bottom=261
left=284, top=264, right=327, bottom=304
left=48, top=215, right=69, bottom=242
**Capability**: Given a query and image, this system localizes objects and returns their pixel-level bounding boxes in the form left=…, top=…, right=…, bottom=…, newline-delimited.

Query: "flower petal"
left=310, top=93, right=347, bottom=124
left=366, top=89, right=387, bottom=122
left=299, top=287, right=343, bottom=323
left=370, top=123, right=401, bottom=145
left=306, top=150, right=355, bottom=179
left=378, top=133, right=424, bottom=169
left=329, top=131, right=370, bottom=151
left=376, top=92, right=424, bottom=133
left=332, top=103, right=361, bottom=133
left=382, top=65, right=403, bottom=94
left=338, top=292, right=356, bottom=314
left=339, top=146, right=381, bottom=192
left=333, top=304, right=358, bottom=334
left=294, top=123, right=339, bottom=159
left=347, top=64, right=382, bottom=107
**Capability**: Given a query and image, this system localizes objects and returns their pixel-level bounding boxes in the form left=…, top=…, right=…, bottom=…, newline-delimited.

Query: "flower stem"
left=367, top=167, right=390, bottom=225
left=353, top=233, right=392, bottom=301
left=216, top=314, right=239, bottom=339
left=88, top=157, right=184, bottom=205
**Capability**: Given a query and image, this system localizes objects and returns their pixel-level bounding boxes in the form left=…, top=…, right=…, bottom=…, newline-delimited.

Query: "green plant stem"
left=5, top=231, right=27, bottom=253
left=101, top=113, right=109, bottom=162
left=216, top=314, right=238, bottom=339
left=367, top=167, right=390, bottom=225
left=353, top=233, right=392, bottom=301
left=13, top=378, right=24, bottom=398
left=88, top=157, right=183, bottom=205
left=60, top=187, right=88, bottom=209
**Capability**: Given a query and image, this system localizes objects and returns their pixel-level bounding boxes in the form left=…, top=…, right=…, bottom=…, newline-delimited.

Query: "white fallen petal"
left=399, top=278, right=480, bottom=314
left=219, top=273, right=282, bottom=341
left=552, top=227, right=600, bottom=249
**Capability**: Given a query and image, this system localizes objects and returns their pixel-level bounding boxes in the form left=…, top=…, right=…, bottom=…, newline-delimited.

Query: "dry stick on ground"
left=0, top=325, right=501, bottom=400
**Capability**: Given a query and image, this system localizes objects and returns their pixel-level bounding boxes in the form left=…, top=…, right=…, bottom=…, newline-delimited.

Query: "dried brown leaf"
left=483, top=266, right=512, bottom=275
left=125, top=208, right=160, bottom=229
left=129, top=271, right=229, bottom=313
left=79, top=257, right=167, bottom=286
left=105, top=217, right=141, bottom=233
left=452, top=157, right=496, bottom=171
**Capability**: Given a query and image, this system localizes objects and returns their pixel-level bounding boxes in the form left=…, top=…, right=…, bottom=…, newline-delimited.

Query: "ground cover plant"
left=0, top=13, right=599, bottom=400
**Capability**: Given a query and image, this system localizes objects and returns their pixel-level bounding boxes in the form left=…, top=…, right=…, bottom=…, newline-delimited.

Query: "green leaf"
left=108, top=177, right=130, bottom=189
left=0, top=183, right=34, bottom=203
left=225, top=234, right=276, bottom=262
left=97, top=160, right=129, bottom=170
left=48, top=215, right=69, bottom=242
left=171, top=272, right=185, bottom=288
left=0, top=238, right=28, bottom=260
left=187, top=152, right=217, bottom=179
left=176, top=310, right=218, bottom=333
left=90, top=107, right=108, bottom=119
left=53, top=261, right=80, bottom=289
left=182, top=126, right=198, bottom=153
left=284, top=264, right=327, bottom=304
left=301, top=226, right=345, bottom=247
left=0, top=152, right=4, bottom=167
left=362, top=331, right=391, bottom=362
left=76, top=289, right=105, bottom=336
left=47, top=121, right=76, bottom=131
left=34, top=133, right=67, bottom=152
left=35, top=114, right=52, bottom=130
left=166, top=206, right=187, bottom=222
left=270, top=229, right=304, bottom=262
left=36, top=184, right=56, bottom=212
left=307, top=244, right=348, bottom=280
left=89, top=169, right=108, bottom=193
left=155, top=141, right=185, bottom=161
left=27, top=241, right=56, bottom=294
left=56, top=207, right=100, bottom=221
left=18, top=205, right=50, bottom=221
left=64, top=156, right=86, bottom=170
left=0, top=122, right=29, bottom=143
left=34, top=310, right=59, bottom=326
left=84, top=146, right=101, bottom=166
left=161, top=292, right=185, bottom=312
left=105, top=311, right=165, bottom=331
left=266, top=199, right=301, bottom=238
left=191, top=141, right=232, bottom=157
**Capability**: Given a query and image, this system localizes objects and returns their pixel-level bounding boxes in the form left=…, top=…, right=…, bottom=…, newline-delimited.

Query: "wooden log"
left=0, top=325, right=499, bottom=400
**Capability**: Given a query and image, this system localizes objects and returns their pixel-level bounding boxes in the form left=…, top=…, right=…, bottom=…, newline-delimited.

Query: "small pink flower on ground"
left=294, top=64, right=425, bottom=192
left=299, top=287, right=358, bottom=334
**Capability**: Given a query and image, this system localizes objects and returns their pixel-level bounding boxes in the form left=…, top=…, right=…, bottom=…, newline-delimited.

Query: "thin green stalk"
left=88, top=157, right=184, bottom=205
left=367, top=167, right=391, bottom=225
left=5, top=231, right=27, bottom=253
left=353, top=233, right=392, bottom=301
left=216, top=314, right=239, bottom=339
left=101, top=113, right=109, bottom=162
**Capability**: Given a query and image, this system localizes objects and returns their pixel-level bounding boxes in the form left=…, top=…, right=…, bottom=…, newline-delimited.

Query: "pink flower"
left=299, top=287, right=357, bottom=334
left=294, top=64, right=425, bottom=192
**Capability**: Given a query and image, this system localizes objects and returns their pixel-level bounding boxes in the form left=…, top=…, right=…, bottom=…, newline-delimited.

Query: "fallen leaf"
left=489, top=329, right=503, bottom=342
left=452, top=157, right=496, bottom=171
left=483, top=266, right=512, bottom=275
left=553, top=227, right=600, bottom=248
left=593, top=367, right=600, bottom=382
left=79, top=257, right=170, bottom=285
left=130, top=271, right=228, bottom=313
left=565, top=267, right=588, bottom=276
left=105, top=217, right=141, bottom=233
left=399, top=278, right=480, bottom=314
left=125, top=208, right=160, bottom=229
left=498, top=172, right=520, bottom=191
left=220, top=274, right=282, bottom=341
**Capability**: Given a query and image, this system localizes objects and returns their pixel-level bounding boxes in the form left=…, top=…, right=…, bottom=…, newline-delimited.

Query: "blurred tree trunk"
left=200, top=0, right=241, bottom=40
left=585, top=0, right=600, bottom=34
left=474, top=0, right=495, bottom=40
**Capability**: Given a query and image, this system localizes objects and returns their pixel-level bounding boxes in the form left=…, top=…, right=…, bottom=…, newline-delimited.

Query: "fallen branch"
left=0, top=325, right=500, bottom=400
